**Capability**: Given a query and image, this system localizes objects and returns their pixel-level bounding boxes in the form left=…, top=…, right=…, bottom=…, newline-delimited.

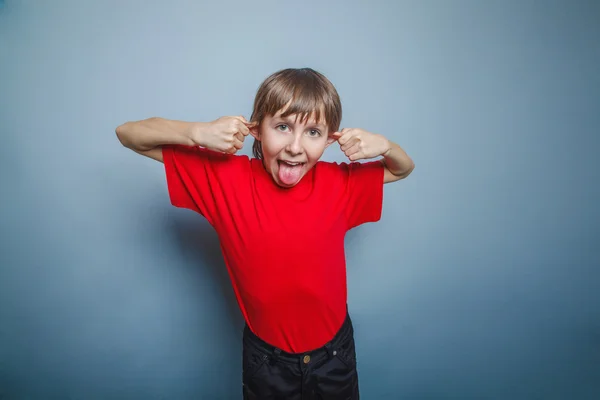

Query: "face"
left=251, top=109, right=336, bottom=188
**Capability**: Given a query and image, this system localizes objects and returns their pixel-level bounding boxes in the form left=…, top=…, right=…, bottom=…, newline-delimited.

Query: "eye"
left=276, top=124, right=289, bottom=132
left=307, top=129, right=321, bottom=137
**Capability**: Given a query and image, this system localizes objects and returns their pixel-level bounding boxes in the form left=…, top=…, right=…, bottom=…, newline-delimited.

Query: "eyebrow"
left=276, top=115, right=326, bottom=130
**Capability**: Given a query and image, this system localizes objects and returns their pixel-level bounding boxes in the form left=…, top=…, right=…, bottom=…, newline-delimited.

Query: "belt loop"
left=324, top=342, right=334, bottom=359
left=271, top=348, right=281, bottom=364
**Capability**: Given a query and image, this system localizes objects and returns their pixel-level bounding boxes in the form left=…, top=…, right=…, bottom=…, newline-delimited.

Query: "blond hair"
left=250, top=68, right=342, bottom=159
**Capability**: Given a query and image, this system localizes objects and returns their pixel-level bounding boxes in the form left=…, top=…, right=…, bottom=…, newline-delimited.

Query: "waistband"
left=243, top=310, right=354, bottom=366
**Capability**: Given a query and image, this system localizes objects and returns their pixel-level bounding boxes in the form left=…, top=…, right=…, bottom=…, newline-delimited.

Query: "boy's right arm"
left=115, top=116, right=251, bottom=163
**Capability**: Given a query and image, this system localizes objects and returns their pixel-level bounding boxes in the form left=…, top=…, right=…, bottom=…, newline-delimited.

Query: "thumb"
left=236, top=115, right=250, bottom=124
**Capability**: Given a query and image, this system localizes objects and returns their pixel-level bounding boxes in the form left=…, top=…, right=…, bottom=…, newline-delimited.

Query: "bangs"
left=252, top=68, right=341, bottom=132
left=265, top=83, right=328, bottom=127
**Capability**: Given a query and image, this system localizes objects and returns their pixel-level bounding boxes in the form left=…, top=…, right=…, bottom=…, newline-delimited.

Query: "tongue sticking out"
left=278, top=161, right=304, bottom=186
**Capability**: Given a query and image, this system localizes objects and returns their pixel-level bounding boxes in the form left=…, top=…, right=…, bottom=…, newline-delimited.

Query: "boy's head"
left=248, top=68, right=342, bottom=188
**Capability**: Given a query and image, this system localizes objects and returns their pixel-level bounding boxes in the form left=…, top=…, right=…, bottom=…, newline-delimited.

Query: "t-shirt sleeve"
left=338, top=160, right=385, bottom=230
left=162, top=144, right=248, bottom=226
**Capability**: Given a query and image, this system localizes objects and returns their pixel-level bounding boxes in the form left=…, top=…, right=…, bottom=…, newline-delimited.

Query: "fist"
left=196, top=116, right=255, bottom=154
left=332, top=128, right=390, bottom=161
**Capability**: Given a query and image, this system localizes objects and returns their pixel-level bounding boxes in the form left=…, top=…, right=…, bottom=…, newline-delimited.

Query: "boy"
left=116, top=68, right=414, bottom=399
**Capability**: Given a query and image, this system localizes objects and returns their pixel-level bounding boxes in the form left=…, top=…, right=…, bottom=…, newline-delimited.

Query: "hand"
left=193, top=116, right=256, bottom=154
left=332, top=128, right=391, bottom=161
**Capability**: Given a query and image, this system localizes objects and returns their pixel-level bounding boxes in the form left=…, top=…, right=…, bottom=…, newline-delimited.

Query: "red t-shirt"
left=162, top=145, right=384, bottom=353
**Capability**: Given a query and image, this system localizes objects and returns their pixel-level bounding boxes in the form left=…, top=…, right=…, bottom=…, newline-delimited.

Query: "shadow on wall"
left=167, top=211, right=244, bottom=334
left=160, top=209, right=247, bottom=397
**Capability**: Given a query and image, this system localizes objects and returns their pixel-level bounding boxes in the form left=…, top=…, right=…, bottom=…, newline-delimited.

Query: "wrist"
left=188, top=122, right=209, bottom=147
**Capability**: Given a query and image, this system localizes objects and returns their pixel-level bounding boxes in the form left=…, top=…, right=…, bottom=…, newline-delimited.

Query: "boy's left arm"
left=332, top=128, right=415, bottom=183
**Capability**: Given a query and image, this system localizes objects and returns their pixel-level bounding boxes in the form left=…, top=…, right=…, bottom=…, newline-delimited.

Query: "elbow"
left=116, top=118, right=160, bottom=150
left=115, top=123, right=125, bottom=144
left=396, top=161, right=415, bottom=180
left=403, top=161, right=415, bottom=178
left=115, top=122, right=132, bottom=148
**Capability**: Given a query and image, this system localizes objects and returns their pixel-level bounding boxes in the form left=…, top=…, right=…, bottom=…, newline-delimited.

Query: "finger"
left=239, top=123, right=250, bottom=136
left=233, top=138, right=244, bottom=150
left=234, top=131, right=245, bottom=142
left=344, top=142, right=361, bottom=157
left=225, top=144, right=239, bottom=154
left=244, top=121, right=258, bottom=129
left=341, top=138, right=359, bottom=152
left=330, top=132, right=340, bottom=144
left=233, top=116, right=250, bottom=128
left=233, top=119, right=250, bottom=136
left=336, top=131, right=352, bottom=145
left=349, top=151, right=364, bottom=161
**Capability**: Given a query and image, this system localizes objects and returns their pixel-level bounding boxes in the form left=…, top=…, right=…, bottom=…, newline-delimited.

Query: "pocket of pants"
left=335, top=350, right=356, bottom=370
left=335, top=337, right=357, bottom=369
left=314, top=347, right=359, bottom=399
left=243, top=351, right=269, bottom=381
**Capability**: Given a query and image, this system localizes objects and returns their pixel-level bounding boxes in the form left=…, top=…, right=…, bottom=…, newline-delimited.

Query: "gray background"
left=1, top=0, right=599, bottom=398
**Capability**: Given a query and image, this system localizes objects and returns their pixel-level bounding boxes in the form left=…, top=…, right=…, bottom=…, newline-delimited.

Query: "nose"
left=286, top=134, right=304, bottom=156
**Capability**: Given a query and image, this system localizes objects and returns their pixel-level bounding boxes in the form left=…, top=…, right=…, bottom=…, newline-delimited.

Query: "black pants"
left=242, top=311, right=359, bottom=400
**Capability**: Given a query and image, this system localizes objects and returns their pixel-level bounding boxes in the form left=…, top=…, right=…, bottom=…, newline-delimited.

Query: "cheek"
left=261, top=133, right=286, bottom=155
left=305, top=139, right=328, bottom=160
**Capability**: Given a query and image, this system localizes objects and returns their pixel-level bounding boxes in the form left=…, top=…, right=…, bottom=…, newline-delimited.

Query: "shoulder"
left=315, top=160, right=347, bottom=173
left=315, top=159, right=384, bottom=177
left=164, top=145, right=251, bottom=182
left=165, top=145, right=250, bottom=165
left=312, top=161, right=348, bottom=193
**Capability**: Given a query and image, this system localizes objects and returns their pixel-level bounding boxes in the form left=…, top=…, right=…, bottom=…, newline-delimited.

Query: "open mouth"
left=278, top=160, right=306, bottom=167
left=277, top=160, right=306, bottom=185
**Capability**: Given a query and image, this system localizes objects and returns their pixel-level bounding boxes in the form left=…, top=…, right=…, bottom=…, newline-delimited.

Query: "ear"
left=246, top=121, right=260, bottom=140
left=326, top=131, right=341, bottom=148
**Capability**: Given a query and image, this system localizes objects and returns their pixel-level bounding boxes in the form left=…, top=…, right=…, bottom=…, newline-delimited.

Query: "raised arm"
left=332, top=128, right=415, bottom=183
left=115, top=116, right=252, bottom=163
